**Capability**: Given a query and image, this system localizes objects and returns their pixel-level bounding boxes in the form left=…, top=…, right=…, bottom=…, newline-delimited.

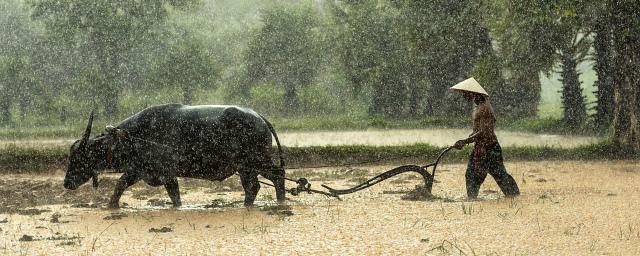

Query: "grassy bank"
left=0, top=145, right=68, bottom=171
left=275, top=116, right=603, bottom=136
left=283, top=141, right=635, bottom=168
left=0, top=142, right=633, bottom=173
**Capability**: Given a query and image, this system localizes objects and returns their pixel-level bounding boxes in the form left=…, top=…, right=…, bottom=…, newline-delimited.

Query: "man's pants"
left=465, top=143, right=520, bottom=198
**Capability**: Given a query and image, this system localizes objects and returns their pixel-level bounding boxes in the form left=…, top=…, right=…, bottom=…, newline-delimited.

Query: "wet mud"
left=0, top=161, right=638, bottom=255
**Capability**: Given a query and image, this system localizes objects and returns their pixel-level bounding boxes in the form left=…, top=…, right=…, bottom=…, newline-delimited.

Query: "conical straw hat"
left=449, top=77, right=488, bottom=96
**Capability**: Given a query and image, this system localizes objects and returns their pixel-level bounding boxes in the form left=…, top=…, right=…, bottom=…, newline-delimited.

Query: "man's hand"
left=453, top=140, right=466, bottom=150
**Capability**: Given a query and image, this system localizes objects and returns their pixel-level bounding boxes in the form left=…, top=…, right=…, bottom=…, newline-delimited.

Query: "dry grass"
left=0, top=160, right=638, bottom=255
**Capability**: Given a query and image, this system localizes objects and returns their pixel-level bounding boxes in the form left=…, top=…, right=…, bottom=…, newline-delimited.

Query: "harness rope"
left=99, top=133, right=453, bottom=199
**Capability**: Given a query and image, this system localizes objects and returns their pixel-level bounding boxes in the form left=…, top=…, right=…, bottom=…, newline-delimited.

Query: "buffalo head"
left=64, top=111, right=129, bottom=190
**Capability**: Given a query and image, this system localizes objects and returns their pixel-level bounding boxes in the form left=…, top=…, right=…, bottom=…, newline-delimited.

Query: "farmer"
left=450, top=77, right=520, bottom=199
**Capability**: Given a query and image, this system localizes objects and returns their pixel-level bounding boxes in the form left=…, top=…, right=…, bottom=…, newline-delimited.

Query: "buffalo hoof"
left=172, top=202, right=182, bottom=208
left=107, top=202, right=120, bottom=209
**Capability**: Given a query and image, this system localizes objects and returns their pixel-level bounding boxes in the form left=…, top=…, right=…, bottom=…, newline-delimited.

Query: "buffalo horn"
left=81, top=110, right=95, bottom=147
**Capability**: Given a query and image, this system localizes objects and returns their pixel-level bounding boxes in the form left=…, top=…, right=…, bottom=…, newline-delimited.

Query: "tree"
left=587, top=2, right=615, bottom=130
left=0, top=0, right=42, bottom=123
left=549, top=2, right=592, bottom=128
left=610, top=0, right=640, bottom=152
left=153, top=30, right=217, bottom=105
left=0, top=0, right=34, bottom=56
left=332, top=1, right=409, bottom=117
left=491, top=1, right=593, bottom=124
left=558, top=43, right=588, bottom=128
left=0, top=55, right=40, bottom=124
left=31, top=0, right=200, bottom=118
left=244, top=3, right=323, bottom=115
left=396, top=0, right=488, bottom=116
left=470, top=48, right=514, bottom=116
left=491, top=1, right=558, bottom=117
left=0, top=56, right=19, bottom=124
left=0, top=0, right=35, bottom=124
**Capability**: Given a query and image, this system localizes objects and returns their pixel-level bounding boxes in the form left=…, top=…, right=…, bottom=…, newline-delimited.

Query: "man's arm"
left=453, top=132, right=480, bottom=149
left=453, top=104, right=492, bottom=149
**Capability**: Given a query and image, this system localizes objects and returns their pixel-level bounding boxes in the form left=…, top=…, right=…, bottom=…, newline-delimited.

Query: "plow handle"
left=424, top=146, right=454, bottom=187
left=323, top=146, right=454, bottom=197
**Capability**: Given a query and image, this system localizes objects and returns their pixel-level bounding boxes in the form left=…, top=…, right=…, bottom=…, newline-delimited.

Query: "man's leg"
left=465, top=149, right=487, bottom=199
left=486, top=144, right=520, bottom=197
left=488, top=164, right=520, bottom=197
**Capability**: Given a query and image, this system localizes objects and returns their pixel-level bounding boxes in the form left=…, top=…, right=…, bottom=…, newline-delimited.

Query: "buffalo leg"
left=273, top=174, right=286, bottom=203
left=261, top=167, right=286, bottom=203
left=164, top=177, right=181, bottom=207
left=109, top=172, right=140, bottom=208
left=239, top=172, right=260, bottom=207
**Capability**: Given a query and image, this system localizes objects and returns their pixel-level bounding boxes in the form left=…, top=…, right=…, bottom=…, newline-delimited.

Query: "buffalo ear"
left=105, top=125, right=116, bottom=134
left=106, top=126, right=129, bottom=140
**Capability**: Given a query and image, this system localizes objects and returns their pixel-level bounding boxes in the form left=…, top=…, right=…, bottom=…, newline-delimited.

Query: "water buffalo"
left=64, top=104, right=285, bottom=208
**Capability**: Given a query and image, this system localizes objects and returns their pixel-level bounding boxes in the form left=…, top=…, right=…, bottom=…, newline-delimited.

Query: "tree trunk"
left=424, top=76, right=448, bottom=116
left=104, top=93, right=119, bottom=119
left=0, top=99, right=11, bottom=125
left=611, top=1, right=640, bottom=152
left=284, top=83, right=299, bottom=115
left=407, top=80, right=425, bottom=118
left=369, top=86, right=385, bottom=116
left=58, top=106, right=68, bottom=123
left=96, top=44, right=121, bottom=119
left=183, top=87, right=194, bottom=105
left=560, top=53, right=586, bottom=128
left=382, top=70, right=407, bottom=118
left=593, top=18, right=615, bottom=130
left=511, top=71, right=541, bottom=117
left=18, top=98, right=29, bottom=121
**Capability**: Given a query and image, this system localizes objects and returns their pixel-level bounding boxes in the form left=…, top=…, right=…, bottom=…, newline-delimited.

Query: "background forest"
left=1, top=0, right=639, bottom=151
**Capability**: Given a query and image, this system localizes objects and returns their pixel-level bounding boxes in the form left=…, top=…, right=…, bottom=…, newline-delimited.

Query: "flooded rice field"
left=0, top=128, right=600, bottom=149
left=0, top=160, right=638, bottom=255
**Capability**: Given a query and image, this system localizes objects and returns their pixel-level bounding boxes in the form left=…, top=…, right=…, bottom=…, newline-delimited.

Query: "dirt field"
left=0, top=160, right=638, bottom=255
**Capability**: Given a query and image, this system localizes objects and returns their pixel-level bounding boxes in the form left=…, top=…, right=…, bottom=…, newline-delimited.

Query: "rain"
left=0, top=0, right=639, bottom=254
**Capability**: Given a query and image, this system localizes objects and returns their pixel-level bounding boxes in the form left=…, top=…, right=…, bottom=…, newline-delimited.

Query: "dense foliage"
left=0, top=0, right=639, bottom=150
left=244, top=3, right=323, bottom=115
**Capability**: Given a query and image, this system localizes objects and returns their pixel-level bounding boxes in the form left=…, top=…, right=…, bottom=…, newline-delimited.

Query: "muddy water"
left=0, top=128, right=600, bottom=149
left=0, top=160, right=638, bottom=255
